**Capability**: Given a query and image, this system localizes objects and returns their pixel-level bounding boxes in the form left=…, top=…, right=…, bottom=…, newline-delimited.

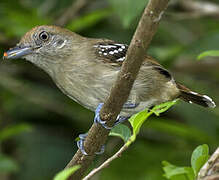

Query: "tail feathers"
left=177, top=84, right=216, bottom=108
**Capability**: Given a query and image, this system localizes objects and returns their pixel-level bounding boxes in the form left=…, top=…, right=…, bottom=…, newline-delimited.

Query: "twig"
left=55, top=0, right=90, bottom=26
left=180, top=0, right=219, bottom=16
left=171, top=0, right=219, bottom=20
left=83, top=144, right=129, bottom=180
left=198, top=147, right=219, bottom=180
left=65, top=0, right=170, bottom=179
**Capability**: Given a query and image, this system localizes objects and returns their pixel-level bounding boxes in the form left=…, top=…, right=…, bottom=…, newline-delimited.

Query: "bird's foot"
left=123, top=102, right=139, bottom=109
left=94, top=103, right=135, bottom=130
left=77, top=102, right=137, bottom=155
left=77, top=133, right=105, bottom=155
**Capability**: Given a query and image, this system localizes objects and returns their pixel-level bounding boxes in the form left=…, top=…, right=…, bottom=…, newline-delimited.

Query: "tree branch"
left=179, top=0, right=219, bottom=17
left=55, top=0, right=90, bottom=26
left=171, top=0, right=219, bottom=20
left=65, top=0, right=170, bottom=179
left=82, top=143, right=129, bottom=180
left=198, top=147, right=219, bottom=180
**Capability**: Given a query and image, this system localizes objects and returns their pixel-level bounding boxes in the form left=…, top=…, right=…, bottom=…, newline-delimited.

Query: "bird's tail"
left=177, top=83, right=216, bottom=108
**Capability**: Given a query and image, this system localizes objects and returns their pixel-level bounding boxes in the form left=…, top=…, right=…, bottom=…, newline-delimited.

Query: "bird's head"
left=3, top=25, right=83, bottom=65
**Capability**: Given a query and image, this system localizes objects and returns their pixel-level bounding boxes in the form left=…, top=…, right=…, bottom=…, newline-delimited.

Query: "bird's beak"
left=3, top=46, right=33, bottom=60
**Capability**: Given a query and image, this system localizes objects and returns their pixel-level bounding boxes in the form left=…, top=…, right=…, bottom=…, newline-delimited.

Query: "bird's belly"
left=54, top=72, right=114, bottom=112
left=54, top=66, right=179, bottom=117
left=55, top=81, right=103, bottom=112
left=55, top=79, right=162, bottom=117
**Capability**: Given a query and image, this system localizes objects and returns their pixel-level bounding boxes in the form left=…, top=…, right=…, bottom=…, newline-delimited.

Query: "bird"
left=3, top=25, right=216, bottom=153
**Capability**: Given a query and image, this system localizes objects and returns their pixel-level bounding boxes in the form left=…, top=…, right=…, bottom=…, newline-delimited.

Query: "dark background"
left=0, top=0, right=218, bottom=179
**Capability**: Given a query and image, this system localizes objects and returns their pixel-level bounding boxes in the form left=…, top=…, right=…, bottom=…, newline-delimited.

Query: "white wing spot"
left=99, top=45, right=117, bottom=49
left=116, top=57, right=125, bottom=62
left=94, top=43, right=128, bottom=62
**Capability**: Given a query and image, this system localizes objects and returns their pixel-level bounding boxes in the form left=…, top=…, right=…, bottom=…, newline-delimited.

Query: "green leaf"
left=53, top=165, right=80, bottom=180
left=197, top=50, right=219, bottom=60
left=0, top=154, right=19, bottom=173
left=127, top=109, right=151, bottom=146
left=128, top=109, right=150, bottom=139
left=0, top=124, right=32, bottom=143
left=109, top=124, right=131, bottom=143
left=150, top=100, right=178, bottom=116
left=127, top=100, right=177, bottom=146
left=191, top=144, right=209, bottom=176
left=108, top=0, right=148, bottom=28
left=162, top=161, right=195, bottom=180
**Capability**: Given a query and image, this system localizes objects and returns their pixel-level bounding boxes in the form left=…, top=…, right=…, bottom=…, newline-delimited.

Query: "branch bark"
left=198, top=147, right=219, bottom=180
left=65, top=0, right=169, bottom=179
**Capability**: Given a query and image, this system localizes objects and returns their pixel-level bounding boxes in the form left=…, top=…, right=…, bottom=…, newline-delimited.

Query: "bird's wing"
left=93, top=41, right=162, bottom=67
left=93, top=41, right=128, bottom=66
left=93, top=40, right=172, bottom=80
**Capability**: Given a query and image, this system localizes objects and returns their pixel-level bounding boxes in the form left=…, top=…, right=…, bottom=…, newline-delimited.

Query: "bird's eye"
left=39, top=31, right=49, bottom=41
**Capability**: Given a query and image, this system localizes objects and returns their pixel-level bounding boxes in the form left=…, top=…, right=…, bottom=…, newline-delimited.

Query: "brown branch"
left=173, top=58, right=219, bottom=74
left=65, top=0, right=170, bottom=179
left=197, top=147, right=219, bottom=180
left=55, top=0, right=90, bottom=26
left=179, top=0, right=219, bottom=16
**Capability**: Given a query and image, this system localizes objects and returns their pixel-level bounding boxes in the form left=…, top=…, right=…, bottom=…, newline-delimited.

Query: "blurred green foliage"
left=162, top=144, right=209, bottom=180
left=198, top=50, right=219, bottom=60
left=110, top=101, right=177, bottom=147
left=53, top=165, right=80, bottom=180
left=0, top=0, right=218, bottom=180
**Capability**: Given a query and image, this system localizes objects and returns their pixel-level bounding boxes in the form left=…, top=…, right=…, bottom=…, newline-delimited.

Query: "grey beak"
left=3, top=46, right=33, bottom=59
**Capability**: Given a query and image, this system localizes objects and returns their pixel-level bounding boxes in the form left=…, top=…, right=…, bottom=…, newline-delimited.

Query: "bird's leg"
left=94, top=103, right=137, bottom=129
left=114, top=116, right=129, bottom=126
left=77, top=133, right=88, bottom=155
left=77, top=102, right=137, bottom=155
left=94, top=103, right=112, bottom=129
left=123, top=102, right=139, bottom=109
left=77, top=133, right=105, bottom=155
